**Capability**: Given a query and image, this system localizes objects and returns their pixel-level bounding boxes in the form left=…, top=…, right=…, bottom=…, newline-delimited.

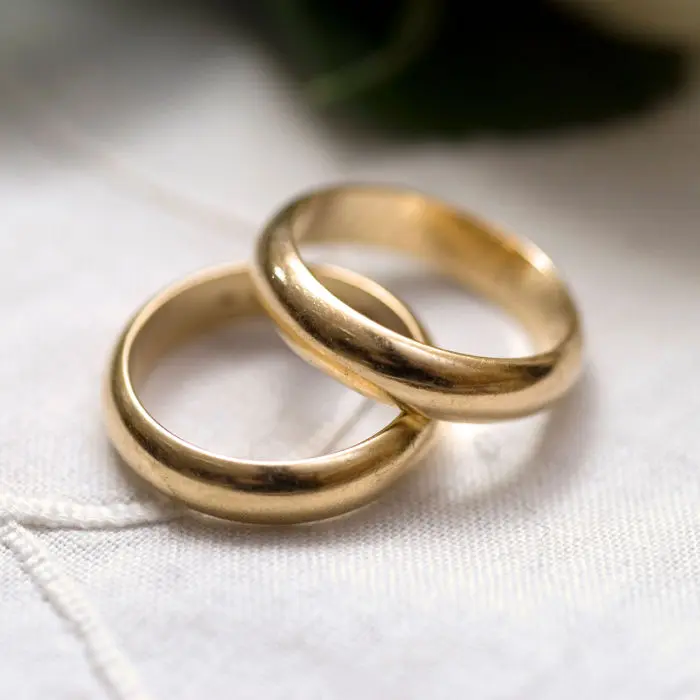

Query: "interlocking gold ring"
left=103, top=263, right=434, bottom=524
left=252, top=185, right=583, bottom=422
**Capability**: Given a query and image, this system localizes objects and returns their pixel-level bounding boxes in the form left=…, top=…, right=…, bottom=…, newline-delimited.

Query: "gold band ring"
left=252, top=185, right=583, bottom=422
left=103, top=264, right=435, bottom=524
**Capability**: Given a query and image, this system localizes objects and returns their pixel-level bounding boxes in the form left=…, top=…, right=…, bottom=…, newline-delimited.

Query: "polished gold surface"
left=253, top=185, right=583, bottom=422
left=103, top=264, right=435, bottom=524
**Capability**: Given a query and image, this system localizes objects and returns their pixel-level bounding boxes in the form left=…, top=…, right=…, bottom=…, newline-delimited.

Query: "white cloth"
left=1, top=3, right=699, bottom=699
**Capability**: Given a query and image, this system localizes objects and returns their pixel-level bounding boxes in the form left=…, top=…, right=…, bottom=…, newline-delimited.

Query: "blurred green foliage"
left=242, top=0, right=686, bottom=137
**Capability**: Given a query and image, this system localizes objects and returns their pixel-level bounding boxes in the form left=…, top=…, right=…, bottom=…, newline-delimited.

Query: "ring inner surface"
left=128, top=266, right=424, bottom=397
left=290, top=189, right=576, bottom=352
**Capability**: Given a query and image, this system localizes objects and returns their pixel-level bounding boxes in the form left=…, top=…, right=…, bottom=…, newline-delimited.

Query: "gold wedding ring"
left=103, top=264, right=434, bottom=524
left=252, top=185, right=583, bottom=422
left=103, top=184, right=583, bottom=523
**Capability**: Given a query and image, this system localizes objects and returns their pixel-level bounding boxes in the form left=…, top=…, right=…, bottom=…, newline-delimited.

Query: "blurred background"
left=3, top=0, right=698, bottom=226
left=3, top=0, right=697, bottom=135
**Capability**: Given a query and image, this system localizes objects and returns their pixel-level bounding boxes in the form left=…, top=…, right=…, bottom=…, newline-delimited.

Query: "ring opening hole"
left=304, top=246, right=532, bottom=357
left=138, top=318, right=400, bottom=459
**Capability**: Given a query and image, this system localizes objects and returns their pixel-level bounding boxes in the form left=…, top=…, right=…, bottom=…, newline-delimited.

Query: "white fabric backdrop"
left=1, top=3, right=699, bottom=699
